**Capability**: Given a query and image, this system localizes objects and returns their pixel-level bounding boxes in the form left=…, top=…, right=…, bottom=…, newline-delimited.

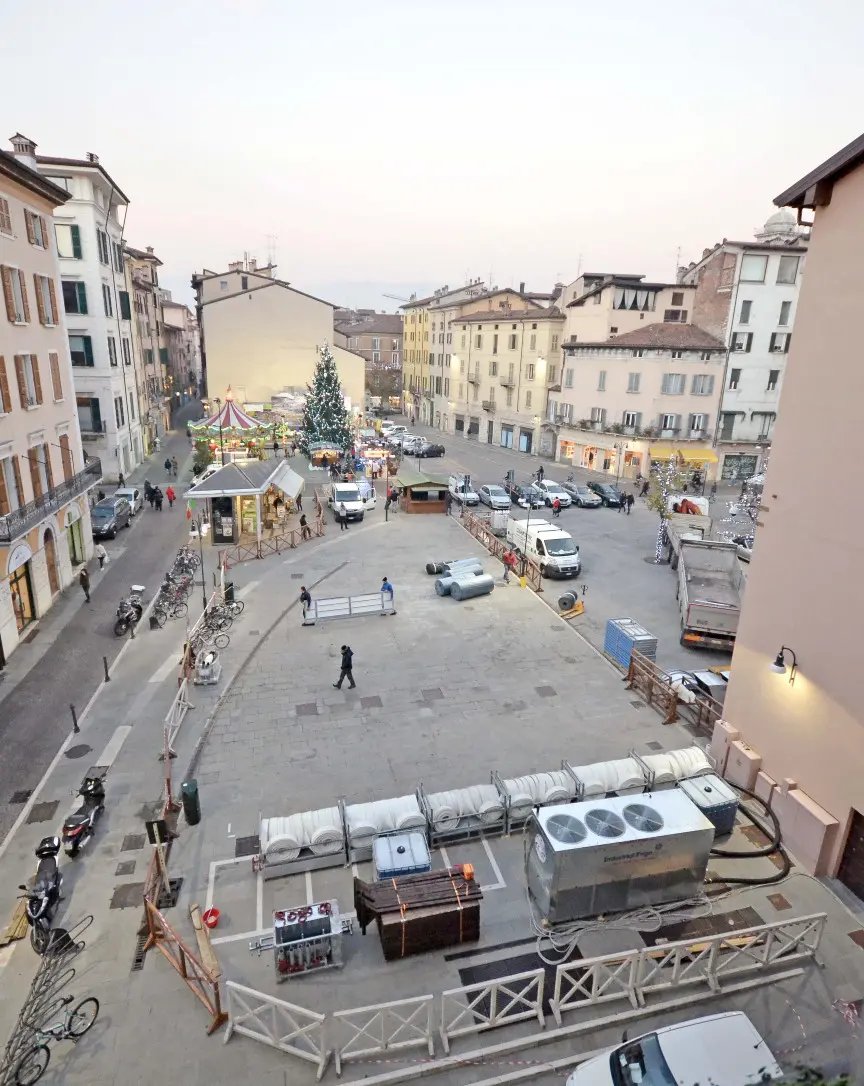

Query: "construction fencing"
left=224, top=982, right=329, bottom=1081
left=440, top=968, right=545, bottom=1053
left=461, top=511, right=544, bottom=592
left=331, top=995, right=434, bottom=1076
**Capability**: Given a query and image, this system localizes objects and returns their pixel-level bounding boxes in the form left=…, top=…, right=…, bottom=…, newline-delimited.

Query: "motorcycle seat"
left=35, top=860, right=55, bottom=888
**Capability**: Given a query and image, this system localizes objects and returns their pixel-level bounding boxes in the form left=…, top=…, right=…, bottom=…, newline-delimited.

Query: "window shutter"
left=18, top=271, right=30, bottom=323
left=49, top=352, right=63, bottom=400
left=31, top=356, right=43, bottom=404
left=71, top=224, right=82, bottom=258
left=33, top=274, right=46, bottom=324
left=0, top=462, right=7, bottom=516
left=28, top=447, right=42, bottom=500
left=60, top=434, right=73, bottom=480
left=769, top=333, right=776, bottom=352
left=0, top=198, right=11, bottom=234
left=83, top=337, right=94, bottom=366
left=784, top=334, right=792, bottom=354
left=12, top=457, right=24, bottom=508
left=77, top=282, right=87, bottom=314
left=14, top=355, right=27, bottom=408
left=0, top=356, right=9, bottom=413
left=119, top=290, right=131, bottom=320
left=47, top=279, right=58, bottom=324
left=43, top=444, right=54, bottom=489
left=24, top=210, right=35, bottom=245
left=40, top=217, right=50, bottom=250
left=1, top=266, right=15, bottom=322
left=745, top=332, right=753, bottom=353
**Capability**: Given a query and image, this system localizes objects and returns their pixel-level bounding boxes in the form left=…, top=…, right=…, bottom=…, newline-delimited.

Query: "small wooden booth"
left=393, top=470, right=449, bottom=514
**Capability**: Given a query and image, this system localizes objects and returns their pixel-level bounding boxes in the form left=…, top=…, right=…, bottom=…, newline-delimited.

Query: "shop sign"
left=7, top=542, right=33, bottom=576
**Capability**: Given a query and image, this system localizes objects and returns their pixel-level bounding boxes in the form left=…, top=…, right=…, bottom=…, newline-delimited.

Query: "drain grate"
left=234, top=835, right=259, bottom=859
left=630, top=700, right=645, bottom=710
left=121, top=833, right=146, bottom=852
left=130, top=932, right=148, bottom=972
left=27, top=800, right=60, bottom=824
left=290, top=573, right=304, bottom=579
left=421, top=688, right=444, bottom=701
left=115, top=860, right=137, bottom=877
left=157, top=877, right=183, bottom=910
left=295, top=703, right=319, bottom=716
left=22, top=627, right=40, bottom=644
left=360, top=695, right=383, bottom=709
left=645, top=741, right=663, bottom=751
left=9, top=790, right=32, bottom=805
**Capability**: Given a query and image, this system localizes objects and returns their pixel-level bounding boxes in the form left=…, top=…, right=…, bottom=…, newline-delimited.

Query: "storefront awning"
left=649, top=445, right=718, bottom=464
left=184, top=459, right=305, bottom=499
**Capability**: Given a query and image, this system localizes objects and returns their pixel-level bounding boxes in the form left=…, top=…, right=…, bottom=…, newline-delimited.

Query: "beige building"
left=193, top=260, right=364, bottom=411
left=716, top=134, right=864, bottom=895
left=0, top=150, right=99, bottom=666
left=334, top=313, right=403, bottom=401
left=550, top=323, right=725, bottom=479
left=559, top=273, right=696, bottom=345
left=125, top=245, right=171, bottom=451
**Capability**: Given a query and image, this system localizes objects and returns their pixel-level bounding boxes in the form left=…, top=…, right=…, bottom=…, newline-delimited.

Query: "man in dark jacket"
left=334, top=645, right=356, bottom=689
left=300, top=585, right=312, bottom=623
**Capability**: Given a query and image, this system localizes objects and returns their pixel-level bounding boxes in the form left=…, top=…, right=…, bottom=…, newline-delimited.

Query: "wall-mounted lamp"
left=769, top=645, right=797, bottom=684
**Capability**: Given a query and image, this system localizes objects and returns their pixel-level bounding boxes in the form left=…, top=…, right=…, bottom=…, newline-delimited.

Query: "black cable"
left=707, top=783, right=792, bottom=885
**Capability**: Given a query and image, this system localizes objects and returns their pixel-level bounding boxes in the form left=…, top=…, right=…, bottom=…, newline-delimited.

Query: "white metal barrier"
left=551, top=912, right=827, bottom=1024
left=223, top=981, right=330, bottom=1081
left=164, top=677, right=193, bottom=752
left=440, top=968, right=545, bottom=1053
left=332, top=995, right=434, bottom=1076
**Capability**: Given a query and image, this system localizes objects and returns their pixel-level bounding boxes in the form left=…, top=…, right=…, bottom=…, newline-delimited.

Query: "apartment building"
left=334, top=314, right=403, bottom=401
left=551, top=323, right=725, bottom=479
left=9, top=135, right=143, bottom=480
left=161, top=294, right=202, bottom=409
left=559, top=273, right=696, bottom=345
left=718, top=133, right=864, bottom=890
left=678, top=213, right=808, bottom=481
left=125, top=245, right=171, bottom=452
left=0, top=149, right=100, bottom=665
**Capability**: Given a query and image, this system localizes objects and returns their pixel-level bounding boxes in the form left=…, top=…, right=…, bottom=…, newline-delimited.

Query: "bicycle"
left=14, top=994, right=99, bottom=1084
left=191, top=630, right=229, bottom=652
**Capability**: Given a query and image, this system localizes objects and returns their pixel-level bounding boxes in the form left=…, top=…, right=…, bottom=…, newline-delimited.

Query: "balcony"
left=423, top=388, right=434, bottom=401
left=547, top=381, right=561, bottom=392
left=80, top=420, right=108, bottom=442
left=482, top=400, right=496, bottom=413
left=499, top=374, right=516, bottom=388
left=466, top=372, right=481, bottom=386
left=0, top=459, right=103, bottom=543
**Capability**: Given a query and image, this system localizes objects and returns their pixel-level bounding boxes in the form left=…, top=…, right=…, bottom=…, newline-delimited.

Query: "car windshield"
left=544, top=537, right=577, bottom=556
left=91, top=507, right=114, bottom=520
left=334, top=486, right=360, bottom=501
left=546, top=485, right=566, bottom=495
left=610, top=1036, right=677, bottom=1086
left=576, top=487, right=593, bottom=497
left=487, top=487, right=507, bottom=496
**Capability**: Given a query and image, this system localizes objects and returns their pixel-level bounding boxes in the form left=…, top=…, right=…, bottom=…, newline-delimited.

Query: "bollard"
left=103, top=655, right=111, bottom=682
left=70, top=704, right=80, bottom=734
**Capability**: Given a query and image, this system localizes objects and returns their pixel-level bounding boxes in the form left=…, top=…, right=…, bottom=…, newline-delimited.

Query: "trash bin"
left=224, top=582, right=235, bottom=603
left=181, top=779, right=201, bottom=825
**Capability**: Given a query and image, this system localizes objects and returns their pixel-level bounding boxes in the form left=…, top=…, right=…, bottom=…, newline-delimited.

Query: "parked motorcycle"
left=61, top=768, right=107, bottom=856
left=113, top=585, right=145, bottom=637
left=19, top=836, right=63, bottom=953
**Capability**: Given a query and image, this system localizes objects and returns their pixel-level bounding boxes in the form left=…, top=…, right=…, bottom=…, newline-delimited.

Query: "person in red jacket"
left=165, top=485, right=176, bottom=509
left=502, top=548, right=517, bottom=584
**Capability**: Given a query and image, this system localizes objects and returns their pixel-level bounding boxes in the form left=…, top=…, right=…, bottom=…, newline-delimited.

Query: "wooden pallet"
left=0, top=899, right=28, bottom=947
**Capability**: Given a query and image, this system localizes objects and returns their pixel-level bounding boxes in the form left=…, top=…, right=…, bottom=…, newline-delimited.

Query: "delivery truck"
left=678, top=539, right=744, bottom=650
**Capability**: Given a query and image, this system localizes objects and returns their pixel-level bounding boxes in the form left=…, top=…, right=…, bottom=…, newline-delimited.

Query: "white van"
left=565, top=1012, right=782, bottom=1086
left=327, top=481, right=376, bottom=522
left=448, top=473, right=479, bottom=506
left=506, top=518, right=580, bottom=577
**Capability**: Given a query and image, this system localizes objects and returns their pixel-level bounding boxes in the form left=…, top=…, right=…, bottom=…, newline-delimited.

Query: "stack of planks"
left=354, top=865, right=483, bottom=961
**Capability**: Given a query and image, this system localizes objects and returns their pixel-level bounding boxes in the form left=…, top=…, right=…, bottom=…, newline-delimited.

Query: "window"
left=769, top=332, right=792, bottom=353
left=159, top=347, right=169, bottom=365
left=731, top=332, right=753, bottom=352
left=597, top=370, right=607, bottom=392
left=446, top=332, right=452, bottom=344
left=691, top=374, right=715, bottom=395
left=121, top=338, right=132, bottom=366
left=102, top=283, right=113, bottom=317
left=372, top=338, right=381, bottom=350
left=526, top=363, right=535, bottom=380
left=627, top=372, right=641, bottom=393
left=631, top=348, right=645, bottom=357
left=444, top=378, right=449, bottom=396
left=776, top=255, right=800, bottom=284
left=445, top=354, right=450, bottom=366
left=529, top=334, right=536, bottom=350
left=0, top=454, right=24, bottom=514
left=740, top=254, right=768, bottom=282
left=767, top=369, right=780, bottom=392
left=372, top=351, right=380, bottom=363
left=551, top=335, right=559, bottom=352
left=34, top=275, right=57, bottom=325
left=69, top=335, right=94, bottom=367
left=391, top=351, right=399, bottom=365
left=119, top=290, right=131, bottom=320
left=739, top=300, right=752, bottom=324
left=720, top=412, right=736, bottom=440
left=435, top=376, right=442, bottom=394
left=689, top=413, right=708, bottom=432
left=62, top=280, right=87, bottom=314
left=107, top=337, right=118, bottom=367
left=219, top=280, right=228, bottom=291
left=525, top=391, right=532, bottom=409
left=55, top=224, right=82, bottom=259
left=461, top=334, right=466, bottom=348
left=14, top=354, right=42, bottom=407
left=548, top=365, right=558, bottom=383
left=564, top=368, right=574, bottom=388
left=25, top=210, right=48, bottom=248
left=49, top=353, right=64, bottom=401
left=590, top=406, right=606, bottom=424
left=728, top=368, right=741, bottom=390
left=488, top=359, right=498, bottom=376
left=506, top=388, right=513, bottom=406
left=508, top=334, right=517, bottom=350
left=671, top=350, right=683, bottom=359
left=671, top=292, right=684, bottom=306
left=623, top=411, right=640, bottom=428
left=3, top=267, right=30, bottom=323
left=59, top=434, right=73, bottom=480
left=700, top=351, right=712, bottom=360
left=661, top=373, right=685, bottom=395
left=779, top=300, right=792, bottom=326
left=475, top=334, right=482, bottom=348
left=27, top=443, right=53, bottom=499
left=663, top=309, right=687, bottom=322
left=660, top=412, right=678, bottom=431
left=0, top=197, right=12, bottom=235
left=114, top=395, right=125, bottom=427
left=438, top=333, right=443, bottom=343
left=492, top=333, right=498, bottom=354
left=112, top=242, right=123, bottom=273
left=128, top=393, right=136, bottom=420
left=610, top=326, right=618, bottom=334
left=96, top=229, right=110, bottom=265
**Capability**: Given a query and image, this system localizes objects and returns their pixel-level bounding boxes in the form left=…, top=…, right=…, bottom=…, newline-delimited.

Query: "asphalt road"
left=0, top=408, right=200, bottom=841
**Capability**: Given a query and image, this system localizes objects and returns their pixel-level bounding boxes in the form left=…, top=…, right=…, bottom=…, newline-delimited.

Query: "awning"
left=270, top=462, right=304, bottom=500
left=686, top=449, right=719, bottom=464
left=648, top=444, right=679, bottom=460
left=649, top=445, right=718, bottom=464
left=184, top=459, right=305, bottom=499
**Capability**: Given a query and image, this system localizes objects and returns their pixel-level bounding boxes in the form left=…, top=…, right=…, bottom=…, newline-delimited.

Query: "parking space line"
left=236, top=580, right=259, bottom=600
left=256, top=869, right=263, bottom=932
left=482, top=837, right=506, bottom=890
left=305, top=869, right=314, bottom=905
left=148, top=652, right=178, bottom=684
left=96, top=726, right=131, bottom=768
left=439, top=846, right=451, bottom=869
left=205, top=855, right=248, bottom=914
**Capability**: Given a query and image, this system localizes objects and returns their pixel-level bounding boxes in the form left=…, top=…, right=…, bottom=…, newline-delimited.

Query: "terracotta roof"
left=775, top=130, right=864, bottom=210
left=567, top=323, right=725, bottom=351
left=35, top=155, right=130, bottom=203
left=457, top=306, right=564, bottom=325
left=0, top=150, right=71, bottom=206
left=335, top=315, right=403, bottom=336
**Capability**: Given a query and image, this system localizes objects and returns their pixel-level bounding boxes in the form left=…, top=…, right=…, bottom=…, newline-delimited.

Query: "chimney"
left=85, top=152, right=100, bottom=164
left=146, top=246, right=154, bottom=255
left=9, top=132, right=37, bottom=170
left=228, top=261, right=243, bottom=272
left=519, top=281, right=525, bottom=293
left=248, top=258, right=257, bottom=272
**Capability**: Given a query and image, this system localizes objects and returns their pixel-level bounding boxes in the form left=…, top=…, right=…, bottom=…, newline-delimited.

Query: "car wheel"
left=539, top=564, right=547, bottom=578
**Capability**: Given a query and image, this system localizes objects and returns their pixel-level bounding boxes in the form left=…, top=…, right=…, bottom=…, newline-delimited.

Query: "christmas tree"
left=298, top=342, right=352, bottom=455
left=645, top=456, right=689, bottom=562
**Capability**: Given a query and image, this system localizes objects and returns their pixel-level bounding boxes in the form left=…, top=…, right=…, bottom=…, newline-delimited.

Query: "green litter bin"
left=181, top=779, right=201, bottom=825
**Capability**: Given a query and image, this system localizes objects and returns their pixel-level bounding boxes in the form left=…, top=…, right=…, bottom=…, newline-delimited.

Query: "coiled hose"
left=707, top=783, right=791, bottom=885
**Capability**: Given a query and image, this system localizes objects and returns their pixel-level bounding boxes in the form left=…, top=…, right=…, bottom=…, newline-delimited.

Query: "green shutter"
left=159, top=347, right=169, bottom=365
left=119, top=290, right=131, bottom=320
left=91, top=397, right=102, bottom=429
left=71, top=224, right=82, bottom=259
left=83, top=336, right=94, bottom=366
left=77, top=282, right=87, bottom=314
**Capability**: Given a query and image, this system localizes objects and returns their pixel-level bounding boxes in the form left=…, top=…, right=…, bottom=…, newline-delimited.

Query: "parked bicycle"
left=14, top=994, right=99, bottom=1084
left=190, top=628, right=230, bottom=652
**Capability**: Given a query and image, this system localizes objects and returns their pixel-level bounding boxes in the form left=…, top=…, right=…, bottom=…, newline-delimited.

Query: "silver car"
left=562, top=483, right=602, bottom=508
left=114, top=486, right=143, bottom=515
left=535, top=480, right=572, bottom=508
left=478, top=484, right=511, bottom=510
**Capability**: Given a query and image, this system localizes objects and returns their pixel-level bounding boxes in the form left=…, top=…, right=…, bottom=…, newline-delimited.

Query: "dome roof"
left=764, top=208, right=796, bottom=230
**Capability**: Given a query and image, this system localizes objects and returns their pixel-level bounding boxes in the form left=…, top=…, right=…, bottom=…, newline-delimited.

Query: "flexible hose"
left=706, top=783, right=792, bottom=885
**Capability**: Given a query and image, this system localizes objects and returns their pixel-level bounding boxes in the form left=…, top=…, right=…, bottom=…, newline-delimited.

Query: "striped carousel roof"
left=191, top=399, right=274, bottom=432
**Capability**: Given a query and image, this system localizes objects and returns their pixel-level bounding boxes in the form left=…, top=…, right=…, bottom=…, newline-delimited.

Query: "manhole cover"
left=121, top=833, right=146, bottom=852
left=110, top=882, right=146, bottom=910
left=27, top=800, right=59, bottom=824
left=360, top=695, right=383, bottom=709
left=65, top=744, right=93, bottom=760
left=645, top=741, right=663, bottom=751
left=115, top=860, right=137, bottom=877
left=630, top=700, right=644, bottom=710
left=290, top=573, right=304, bottom=579
left=421, top=688, right=444, bottom=701
left=295, top=702, right=319, bottom=716
left=9, top=790, right=32, bottom=805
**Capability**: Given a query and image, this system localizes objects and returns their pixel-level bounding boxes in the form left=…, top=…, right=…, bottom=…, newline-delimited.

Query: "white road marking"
left=304, top=869, right=314, bottom=905
left=235, top=580, right=259, bottom=600
left=148, top=652, right=178, bottom=684
left=481, top=837, right=506, bottom=890
left=96, top=726, right=132, bottom=768
left=439, top=846, right=451, bottom=869
left=256, top=869, right=264, bottom=932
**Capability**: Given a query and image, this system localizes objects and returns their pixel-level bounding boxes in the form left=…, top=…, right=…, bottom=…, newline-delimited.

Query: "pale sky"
left=5, top=0, right=864, bottom=310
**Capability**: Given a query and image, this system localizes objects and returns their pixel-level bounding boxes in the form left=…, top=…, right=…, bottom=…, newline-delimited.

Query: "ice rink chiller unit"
left=526, top=791, right=715, bottom=923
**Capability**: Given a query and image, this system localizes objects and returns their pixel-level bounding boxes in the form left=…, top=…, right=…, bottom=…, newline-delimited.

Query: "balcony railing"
left=0, top=459, right=103, bottom=543
left=80, top=420, right=107, bottom=442
left=499, top=374, right=515, bottom=388
left=547, top=381, right=561, bottom=392
left=482, top=400, right=496, bottom=413
left=423, top=388, right=434, bottom=400
left=467, top=372, right=481, bottom=386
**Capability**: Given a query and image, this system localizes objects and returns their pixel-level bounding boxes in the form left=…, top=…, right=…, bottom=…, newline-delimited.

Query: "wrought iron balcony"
left=482, top=400, right=496, bottom=413
left=0, top=459, right=103, bottom=543
left=547, top=381, right=561, bottom=392
left=499, top=374, right=516, bottom=388
left=466, top=372, right=481, bottom=386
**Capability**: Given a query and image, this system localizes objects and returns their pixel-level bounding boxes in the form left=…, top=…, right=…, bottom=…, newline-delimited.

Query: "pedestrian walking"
left=172, top=456, right=179, bottom=478
left=444, top=491, right=453, bottom=516
left=154, top=486, right=164, bottom=511
left=502, top=548, right=517, bottom=584
left=617, top=494, right=624, bottom=513
left=165, top=485, right=176, bottom=508
left=79, top=566, right=91, bottom=603
left=552, top=497, right=561, bottom=518
left=94, top=543, right=107, bottom=570
left=626, top=493, right=635, bottom=515
left=273, top=439, right=279, bottom=458
left=381, top=576, right=394, bottom=604
left=299, top=585, right=312, bottom=623
left=536, top=464, right=545, bottom=483
left=299, top=514, right=312, bottom=540
left=164, top=456, right=172, bottom=477
left=339, top=501, right=348, bottom=530
left=334, top=644, right=356, bottom=689
left=709, top=482, right=717, bottom=502
left=321, top=453, right=329, bottom=472
left=640, top=480, right=649, bottom=498
left=296, top=493, right=303, bottom=513
left=118, top=472, right=125, bottom=488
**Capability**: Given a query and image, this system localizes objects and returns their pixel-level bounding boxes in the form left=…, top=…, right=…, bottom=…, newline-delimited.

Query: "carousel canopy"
left=190, top=400, right=275, bottom=432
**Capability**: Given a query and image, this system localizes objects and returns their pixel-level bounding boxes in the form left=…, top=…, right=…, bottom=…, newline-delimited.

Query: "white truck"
left=506, top=518, right=581, bottom=578
left=448, top=473, right=479, bottom=506
left=565, top=1012, right=782, bottom=1086
left=678, top=538, right=744, bottom=650
left=326, top=481, right=376, bottom=522
left=663, top=494, right=712, bottom=569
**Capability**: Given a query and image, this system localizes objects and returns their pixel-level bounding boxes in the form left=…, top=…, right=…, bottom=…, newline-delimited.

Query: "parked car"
left=91, top=496, right=132, bottom=539
left=113, top=486, right=143, bottom=515
left=388, top=432, right=419, bottom=448
left=561, top=482, right=602, bottom=507
left=587, top=481, right=624, bottom=507
left=416, top=442, right=445, bottom=458
left=533, top=480, right=572, bottom=508
left=478, top=484, right=511, bottom=510
left=503, top=481, right=543, bottom=509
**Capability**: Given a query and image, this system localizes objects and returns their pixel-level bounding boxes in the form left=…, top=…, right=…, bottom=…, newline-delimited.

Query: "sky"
left=5, top=0, right=864, bottom=310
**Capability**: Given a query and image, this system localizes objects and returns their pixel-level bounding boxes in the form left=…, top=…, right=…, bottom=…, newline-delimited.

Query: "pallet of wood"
left=354, top=866, right=483, bottom=961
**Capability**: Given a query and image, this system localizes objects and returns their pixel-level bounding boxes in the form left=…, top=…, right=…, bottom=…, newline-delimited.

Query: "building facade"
left=192, top=260, right=364, bottom=411
left=0, top=149, right=99, bottom=665
left=678, top=215, right=808, bottom=481
left=551, top=323, right=725, bottom=478
left=9, top=135, right=143, bottom=480
left=161, top=294, right=201, bottom=409
left=334, top=314, right=403, bottom=401
left=125, top=245, right=171, bottom=452
left=718, top=134, right=864, bottom=892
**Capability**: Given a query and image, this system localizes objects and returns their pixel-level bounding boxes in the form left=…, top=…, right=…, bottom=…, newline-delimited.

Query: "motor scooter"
left=18, top=836, right=63, bottom=953
left=62, top=768, right=107, bottom=856
left=113, top=584, right=145, bottom=637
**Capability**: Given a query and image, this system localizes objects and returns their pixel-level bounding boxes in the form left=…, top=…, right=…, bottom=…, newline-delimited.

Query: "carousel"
left=189, top=396, right=276, bottom=465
